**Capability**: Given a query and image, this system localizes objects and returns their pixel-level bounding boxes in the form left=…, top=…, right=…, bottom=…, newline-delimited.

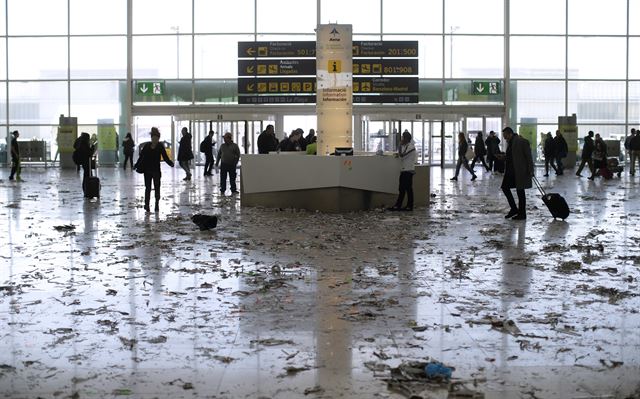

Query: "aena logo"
left=329, top=27, right=340, bottom=41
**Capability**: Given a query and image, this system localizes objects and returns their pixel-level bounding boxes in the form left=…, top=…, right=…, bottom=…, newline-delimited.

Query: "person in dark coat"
left=122, top=132, right=135, bottom=170
left=451, top=132, right=477, bottom=181
left=554, top=130, right=568, bottom=175
left=630, top=129, right=640, bottom=176
left=75, top=132, right=95, bottom=197
left=135, top=127, right=174, bottom=212
left=576, top=131, right=594, bottom=177
left=470, top=131, right=490, bottom=172
left=202, top=130, right=216, bottom=176
left=177, top=127, right=194, bottom=181
left=543, top=132, right=558, bottom=177
left=257, top=124, right=278, bottom=154
left=8, top=130, right=22, bottom=182
left=216, top=132, right=241, bottom=194
left=499, top=127, right=534, bottom=220
left=589, top=133, right=608, bottom=180
left=485, top=130, right=501, bottom=172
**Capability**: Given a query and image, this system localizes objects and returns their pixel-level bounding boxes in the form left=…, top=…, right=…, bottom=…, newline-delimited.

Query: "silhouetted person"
left=122, top=132, right=135, bottom=170
left=543, top=132, right=558, bottom=177
left=554, top=130, right=568, bottom=175
left=485, top=130, right=501, bottom=172
left=8, top=130, right=22, bottom=182
left=136, top=127, right=174, bottom=212
left=451, top=132, right=477, bottom=181
left=76, top=132, right=94, bottom=197
left=499, top=127, right=534, bottom=220
left=177, top=127, right=193, bottom=181
left=589, top=133, right=608, bottom=180
left=203, top=130, right=216, bottom=176
left=470, top=131, right=490, bottom=172
left=576, top=131, right=594, bottom=177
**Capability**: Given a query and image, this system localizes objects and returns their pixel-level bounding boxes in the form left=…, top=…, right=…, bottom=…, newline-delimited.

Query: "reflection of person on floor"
left=9, top=130, right=22, bottom=182
left=136, top=127, right=174, bottom=212
left=499, top=127, right=534, bottom=220
left=216, top=132, right=241, bottom=195
left=451, top=132, right=477, bottom=181
left=388, top=131, right=417, bottom=211
left=122, top=132, right=135, bottom=170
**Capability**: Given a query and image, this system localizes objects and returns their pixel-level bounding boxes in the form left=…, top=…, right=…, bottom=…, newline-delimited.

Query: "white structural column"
left=316, top=24, right=353, bottom=155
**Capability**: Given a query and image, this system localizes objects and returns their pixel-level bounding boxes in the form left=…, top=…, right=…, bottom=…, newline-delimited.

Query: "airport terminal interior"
left=1, top=0, right=640, bottom=398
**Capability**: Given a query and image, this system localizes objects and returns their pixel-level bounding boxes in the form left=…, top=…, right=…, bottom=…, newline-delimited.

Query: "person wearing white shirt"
left=388, top=131, right=417, bottom=211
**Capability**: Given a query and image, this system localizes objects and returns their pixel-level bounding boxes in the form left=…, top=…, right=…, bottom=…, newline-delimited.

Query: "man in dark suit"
left=499, top=127, right=534, bottom=220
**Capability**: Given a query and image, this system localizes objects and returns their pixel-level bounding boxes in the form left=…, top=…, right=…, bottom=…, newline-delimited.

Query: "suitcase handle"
left=532, top=175, right=547, bottom=197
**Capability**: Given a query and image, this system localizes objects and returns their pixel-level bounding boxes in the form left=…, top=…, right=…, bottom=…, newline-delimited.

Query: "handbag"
left=134, top=155, right=145, bottom=174
left=465, top=147, right=475, bottom=161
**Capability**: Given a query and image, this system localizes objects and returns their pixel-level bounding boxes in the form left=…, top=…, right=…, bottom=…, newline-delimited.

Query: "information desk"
left=241, top=153, right=430, bottom=212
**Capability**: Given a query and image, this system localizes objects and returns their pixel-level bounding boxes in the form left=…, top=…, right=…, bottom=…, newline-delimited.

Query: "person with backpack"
left=177, top=127, right=194, bottom=181
left=135, top=127, right=174, bottom=212
left=201, top=130, right=216, bottom=176
left=122, top=132, right=135, bottom=170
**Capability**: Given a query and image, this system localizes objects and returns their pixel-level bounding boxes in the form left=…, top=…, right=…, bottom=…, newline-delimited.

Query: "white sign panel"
left=316, top=24, right=353, bottom=155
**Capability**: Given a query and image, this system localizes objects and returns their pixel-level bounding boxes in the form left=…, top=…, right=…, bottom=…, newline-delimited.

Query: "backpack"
left=199, top=139, right=207, bottom=153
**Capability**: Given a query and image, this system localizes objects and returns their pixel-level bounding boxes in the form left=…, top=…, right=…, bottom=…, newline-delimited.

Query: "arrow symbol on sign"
left=247, top=83, right=255, bottom=92
left=246, top=48, right=255, bottom=56
left=247, top=65, right=255, bottom=74
left=140, top=84, right=148, bottom=93
left=476, top=83, right=484, bottom=93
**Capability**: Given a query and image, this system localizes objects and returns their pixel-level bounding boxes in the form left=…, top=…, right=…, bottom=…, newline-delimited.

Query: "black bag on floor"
left=493, top=158, right=505, bottom=173
left=533, top=176, right=569, bottom=220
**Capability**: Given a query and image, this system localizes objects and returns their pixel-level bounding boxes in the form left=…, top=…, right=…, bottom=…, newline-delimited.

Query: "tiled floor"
left=1, top=165, right=639, bottom=399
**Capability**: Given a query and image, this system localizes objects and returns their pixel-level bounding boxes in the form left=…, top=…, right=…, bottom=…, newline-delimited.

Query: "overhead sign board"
left=472, top=81, right=500, bottom=95
left=238, top=41, right=419, bottom=58
left=238, top=59, right=316, bottom=76
left=240, top=94, right=418, bottom=104
left=238, top=41, right=316, bottom=58
left=352, top=41, right=418, bottom=57
left=238, top=77, right=317, bottom=94
left=353, top=95, right=419, bottom=104
left=238, top=58, right=418, bottom=76
left=353, top=59, right=418, bottom=75
left=353, top=77, right=418, bottom=93
left=136, top=81, right=165, bottom=96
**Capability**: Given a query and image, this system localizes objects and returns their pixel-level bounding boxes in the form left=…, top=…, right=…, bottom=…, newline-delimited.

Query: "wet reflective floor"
left=1, top=166, right=639, bottom=399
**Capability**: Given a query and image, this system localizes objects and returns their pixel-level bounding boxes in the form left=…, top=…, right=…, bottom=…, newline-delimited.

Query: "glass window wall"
left=132, top=0, right=192, bottom=34
left=567, top=37, right=626, bottom=79
left=446, top=36, right=503, bottom=78
left=510, top=0, right=565, bottom=35
left=445, top=0, right=504, bottom=34
left=9, top=81, right=68, bottom=125
left=568, top=0, right=627, bottom=35
left=70, top=0, right=127, bottom=35
left=322, top=0, right=380, bottom=34
left=8, top=0, right=67, bottom=35
left=382, top=0, right=442, bottom=34
left=70, top=37, right=127, bottom=79
left=510, top=37, right=565, bottom=79
left=195, top=0, right=254, bottom=33
left=568, top=81, right=626, bottom=124
left=8, top=38, right=68, bottom=80
left=258, top=0, right=316, bottom=33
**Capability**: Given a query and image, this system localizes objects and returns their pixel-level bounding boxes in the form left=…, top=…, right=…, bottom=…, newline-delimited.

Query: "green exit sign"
left=472, top=81, right=500, bottom=95
left=136, top=81, right=165, bottom=96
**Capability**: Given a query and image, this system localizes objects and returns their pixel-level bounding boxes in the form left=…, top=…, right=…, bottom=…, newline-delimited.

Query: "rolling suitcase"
left=85, top=157, right=100, bottom=198
left=533, top=176, right=569, bottom=220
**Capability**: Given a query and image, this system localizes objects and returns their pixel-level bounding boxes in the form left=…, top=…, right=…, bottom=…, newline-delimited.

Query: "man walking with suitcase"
left=499, top=127, right=534, bottom=220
